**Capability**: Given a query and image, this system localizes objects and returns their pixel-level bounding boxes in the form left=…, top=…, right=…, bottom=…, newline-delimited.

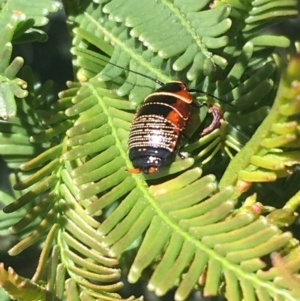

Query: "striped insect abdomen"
left=128, top=81, right=192, bottom=174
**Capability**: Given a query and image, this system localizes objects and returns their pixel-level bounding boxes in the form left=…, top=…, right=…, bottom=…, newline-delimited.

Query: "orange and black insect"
left=128, top=81, right=193, bottom=174
left=100, top=59, right=222, bottom=174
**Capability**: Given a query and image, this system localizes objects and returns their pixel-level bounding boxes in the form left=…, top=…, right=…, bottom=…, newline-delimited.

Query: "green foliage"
left=0, top=0, right=300, bottom=301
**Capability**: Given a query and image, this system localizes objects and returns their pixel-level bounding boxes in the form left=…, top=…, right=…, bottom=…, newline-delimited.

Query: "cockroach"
left=100, top=58, right=223, bottom=174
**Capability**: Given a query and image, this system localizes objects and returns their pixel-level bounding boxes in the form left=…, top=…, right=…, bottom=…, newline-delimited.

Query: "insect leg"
left=127, top=167, right=141, bottom=174
left=201, top=106, right=222, bottom=136
left=176, top=149, right=186, bottom=159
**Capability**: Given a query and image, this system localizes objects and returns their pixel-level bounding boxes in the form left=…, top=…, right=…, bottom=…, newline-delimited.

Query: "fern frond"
left=71, top=0, right=297, bottom=105
left=1, top=68, right=136, bottom=300
left=53, top=61, right=299, bottom=301
left=241, top=0, right=297, bottom=35
left=0, top=189, right=26, bottom=236
left=71, top=0, right=232, bottom=105
left=270, top=252, right=300, bottom=297
left=0, top=4, right=62, bottom=120
left=0, top=65, right=58, bottom=169
left=0, top=0, right=61, bottom=27
left=0, top=14, right=27, bottom=120
left=0, top=1, right=61, bottom=43
left=0, top=263, right=46, bottom=301
left=70, top=0, right=297, bottom=170
left=220, top=54, right=300, bottom=197
left=96, top=169, right=297, bottom=300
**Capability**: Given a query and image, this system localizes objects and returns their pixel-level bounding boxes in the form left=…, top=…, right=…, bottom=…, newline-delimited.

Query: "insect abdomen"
left=128, top=85, right=192, bottom=174
left=128, top=114, right=179, bottom=174
left=129, top=115, right=178, bottom=151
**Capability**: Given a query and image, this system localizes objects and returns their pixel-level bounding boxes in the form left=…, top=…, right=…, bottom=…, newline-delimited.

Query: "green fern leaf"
left=0, top=0, right=61, bottom=27
left=0, top=263, right=46, bottom=301
left=0, top=65, right=58, bottom=169
left=1, top=76, right=129, bottom=300
left=220, top=54, right=300, bottom=198
left=0, top=14, right=27, bottom=120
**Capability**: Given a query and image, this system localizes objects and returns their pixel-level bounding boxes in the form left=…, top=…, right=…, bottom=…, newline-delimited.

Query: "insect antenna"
left=188, top=88, right=235, bottom=108
left=98, top=56, right=234, bottom=108
left=99, top=57, right=165, bottom=87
